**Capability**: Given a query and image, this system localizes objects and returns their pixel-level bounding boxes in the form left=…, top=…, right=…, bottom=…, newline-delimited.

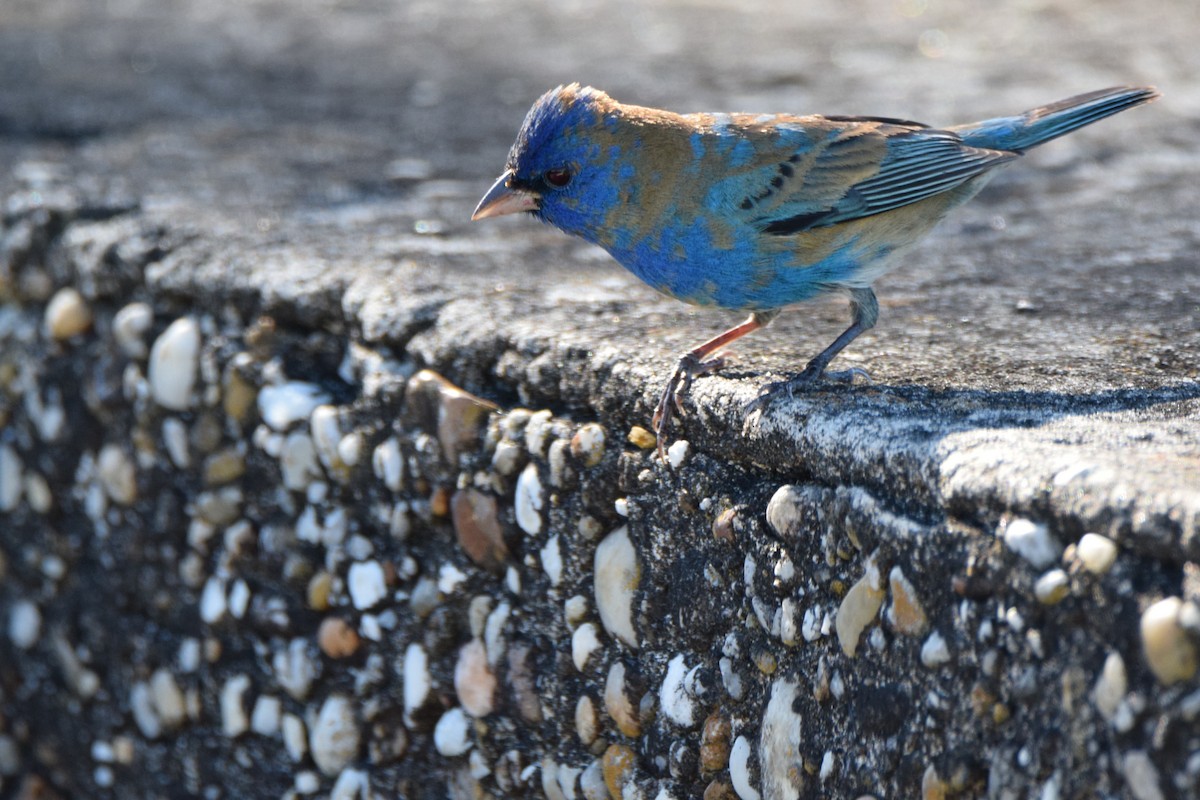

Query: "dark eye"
left=544, top=167, right=572, bottom=188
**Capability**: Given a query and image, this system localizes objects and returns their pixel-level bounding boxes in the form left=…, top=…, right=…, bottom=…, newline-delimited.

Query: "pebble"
left=97, top=443, right=137, bottom=505
left=258, top=382, right=332, bottom=431
left=1002, top=518, right=1062, bottom=569
left=295, top=770, right=321, bottom=794
left=575, top=694, right=599, bottom=745
left=729, top=735, right=760, bottom=800
left=220, top=674, right=252, bottom=738
left=836, top=561, right=884, bottom=657
left=700, top=713, right=732, bottom=774
left=484, top=601, right=511, bottom=666
left=433, top=707, right=472, bottom=756
left=0, top=445, right=22, bottom=511
left=1122, top=751, right=1165, bottom=800
left=251, top=695, right=282, bottom=736
left=148, top=316, right=200, bottom=411
left=150, top=668, right=187, bottom=730
left=130, top=681, right=161, bottom=739
left=491, top=439, right=522, bottom=475
left=580, top=759, right=608, bottom=800
left=602, top=744, right=638, bottom=799
left=1092, top=651, right=1127, bottom=721
left=452, top=488, right=509, bottom=570
left=887, top=566, right=929, bottom=636
left=571, top=423, right=607, bottom=467
left=311, top=694, right=361, bottom=775
left=281, top=432, right=321, bottom=491
left=8, top=599, right=41, bottom=650
left=627, top=426, right=657, bottom=450
left=666, top=439, right=690, bottom=469
left=660, top=654, right=696, bottom=727
left=199, top=576, right=227, bottom=624
left=572, top=622, right=602, bottom=672
left=162, top=417, right=190, bottom=469
left=403, top=643, right=432, bottom=724
left=605, top=661, right=641, bottom=737
left=507, top=642, right=543, bottom=723
left=283, top=713, right=308, bottom=761
left=228, top=579, right=251, bottom=619
left=541, top=535, right=564, bottom=586
left=45, top=287, right=92, bottom=340
left=454, top=639, right=496, bottom=717
left=318, top=617, right=362, bottom=659
left=1034, top=569, right=1070, bottom=605
left=515, top=463, right=544, bottom=535
left=372, top=437, right=403, bottom=491
left=112, top=302, right=153, bottom=358
left=24, top=471, right=51, bottom=514
left=760, top=679, right=803, bottom=800
left=594, top=525, right=640, bottom=649
left=274, top=638, right=318, bottom=701
left=564, top=594, right=589, bottom=628
left=1140, top=596, right=1198, bottom=685
left=330, top=768, right=369, bottom=800
left=347, top=560, right=387, bottom=610
left=1077, top=533, right=1118, bottom=574
left=921, top=631, right=952, bottom=668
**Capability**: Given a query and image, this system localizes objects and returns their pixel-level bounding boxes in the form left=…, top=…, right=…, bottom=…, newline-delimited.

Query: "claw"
left=652, top=352, right=725, bottom=462
left=745, top=365, right=872, bottom=415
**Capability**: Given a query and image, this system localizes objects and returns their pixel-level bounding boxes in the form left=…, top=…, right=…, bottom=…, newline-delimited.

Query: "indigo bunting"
left=473, top=84, right=1158, bottom=456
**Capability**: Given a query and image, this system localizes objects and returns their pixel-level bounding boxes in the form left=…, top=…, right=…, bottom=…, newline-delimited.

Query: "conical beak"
left=471, top=170, right=540, bottom=220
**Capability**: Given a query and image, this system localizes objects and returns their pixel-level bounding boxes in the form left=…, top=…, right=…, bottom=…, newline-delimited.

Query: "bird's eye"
left=544, top=167, right=572, bottom=188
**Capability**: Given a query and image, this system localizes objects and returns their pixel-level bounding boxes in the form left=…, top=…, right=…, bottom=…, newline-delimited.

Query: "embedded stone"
left=594, top=525, right=640, bottom=649
left=451, top=488, right=509, bottom=571
left=1141, top=597, right=1198, bottom=685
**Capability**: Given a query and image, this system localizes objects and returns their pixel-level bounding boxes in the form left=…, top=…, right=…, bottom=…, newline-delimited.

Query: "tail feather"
left=951, top=86, right=1160, bottom=153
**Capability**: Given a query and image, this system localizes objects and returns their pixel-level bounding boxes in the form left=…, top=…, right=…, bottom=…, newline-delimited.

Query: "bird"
left=472, top=83, right=1159, bottom=458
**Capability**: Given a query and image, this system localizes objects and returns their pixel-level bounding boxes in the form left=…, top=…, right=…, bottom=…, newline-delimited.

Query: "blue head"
left=472, top=84, right=627, bottom=244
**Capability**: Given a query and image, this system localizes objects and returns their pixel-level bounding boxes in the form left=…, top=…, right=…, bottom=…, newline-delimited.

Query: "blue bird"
left=473, top=84, right=1159, bottom=457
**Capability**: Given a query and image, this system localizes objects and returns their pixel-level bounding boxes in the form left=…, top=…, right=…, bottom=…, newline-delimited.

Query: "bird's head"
left=472, top=84, right=625, bottom=241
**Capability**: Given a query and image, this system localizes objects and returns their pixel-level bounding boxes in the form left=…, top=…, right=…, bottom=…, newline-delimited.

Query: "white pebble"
left=310, top=694, right=361, bottom=775
left=403, top=643, right=432, bottom=723
left=372, top=438, right=403, bottom=491
left=1034, top=569, right=1070, bottom=605
left=97, top=444, right=137, bottom=506
left=920, top=631, right=951, bottom=667
left=484, top=602, right=511, bottom=667
left=44, top=286, right=92, bottom=340
left=283, top=713, right=308, bottom=762
left=438, top=563, right=468, bottom=594
left=666, top=439, right=690, bottom=468
left=150, top=668, right=186, bottom=730
left=220, top=674, right=252, bottom=738
left=199, top=576, right=227, bottom=624
left=659, top=654, right=695, bottom=727
left=729, top=735, right=761, bottom=800
left=281, top=432, right=321, bottom=490
left=0, top=445, right=22, bottom=512
left=571, top=622, right=602, bottom=672
left=251, top=694, right=282, bottom=736
left=1002, top=518, right=1062, bottom=569
left=614, top=497, right=629, bottom=517
left=1093, top=651, right=1127, bottom=721
left=337, top=433, right=361, bottom=468
left=347, top=561, right=387, bottom=610
left=330, top=768, right=368, bottom=800
left=162, top=417, right=190, bottom=469
left=515, top=463, right=544, bottom=535
left=274, top=638, right=317, bottom=701
left=1077, top=533, right=1118, bottom=574
left=228, top=579, right=251, bottom=619
left=594, top=525, right=640, bottom=649
left=759, top=679, right=803, bottom=800
left=130, top=682, right=161, bottom=739
left=148, top=316, right=200, bottom=411
left=295, top=770, right=321, bottom=794
left=258, top=382, right=332, bottom=431
left=113, top=302, right=153, bottom=358
left=454, top=639, right=496, bottom=718
left=310, top=405, right=342, bottom=470
left=8, top=600, right=41, bottom=650
left=434, top=707, right=472, bottom=756
left=541, top=535, right=564, bottom=586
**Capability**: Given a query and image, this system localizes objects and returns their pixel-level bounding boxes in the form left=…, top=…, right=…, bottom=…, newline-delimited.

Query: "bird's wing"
left=738, top=118, right=1018, bottom=235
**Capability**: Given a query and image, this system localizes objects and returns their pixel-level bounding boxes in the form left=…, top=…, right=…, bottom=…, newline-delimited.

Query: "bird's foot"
left=652, top=352, right=727, bottom=461
left=745, top=364, right=870, bottom=414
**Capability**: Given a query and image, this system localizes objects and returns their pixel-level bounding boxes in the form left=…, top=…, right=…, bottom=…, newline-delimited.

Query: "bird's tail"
left=951, top=86, right=1160, bottom=153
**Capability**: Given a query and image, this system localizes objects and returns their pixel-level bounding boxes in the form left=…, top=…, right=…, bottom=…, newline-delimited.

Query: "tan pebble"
left=430, top=485, right=451, bottom=518
left=45, top=287, right=92, bottom=340
left=575, top=694, right=599, bottom=745
left=992, top=702, right=1011, bottom=725
left=699, top=713, right=731, bottom=774
left=627, top=426, right=656, bottom=450
left=969, top=683, right=996, bottom=717
left=1077, top=533, right=1119, bottom=574
left=602, top=744, right=637, bottom=800
left=507, top=642, right=543, bottom=723
left=307, top=571, right=333, bottom=611
left=203, top=449, right=246, bottom=486
left=752, top=648, right=777, bottom=675
left=703, top=781, right=737, bottom=800
left=222, top=364, right=258, bottom=424
left=921, top=764, right=947, bottom=800
left=318, top=617, right=361, bottom=659
left=454, top=639, right=497, bottom=718
left=712, top=508, right=736, bottom=542
left=1034, top=569, right=1070, bottom=605
left=604, top=661, right=641, bottom=738
left=451, top=488, right=509, bottom=571
left=436, top=379, right=497, bottom=464
left=1141, top=597, right=1199, bottom=685
left=835, top=567, right=884, bottom=657
left=888, top=566, right=929, bottom=636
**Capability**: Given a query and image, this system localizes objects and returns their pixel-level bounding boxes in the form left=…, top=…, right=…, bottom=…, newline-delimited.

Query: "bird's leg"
left=653, top=310, right=778, bottom=460
left=749, top=287, right=877, bottom=410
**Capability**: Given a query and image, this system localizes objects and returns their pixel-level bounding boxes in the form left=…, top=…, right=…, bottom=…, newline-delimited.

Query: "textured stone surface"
left=2, top=1, right=1199, bottom=798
